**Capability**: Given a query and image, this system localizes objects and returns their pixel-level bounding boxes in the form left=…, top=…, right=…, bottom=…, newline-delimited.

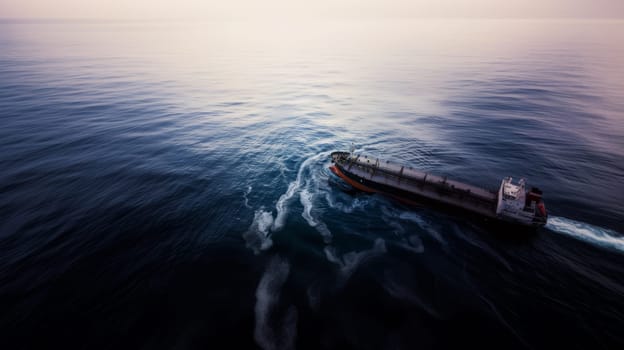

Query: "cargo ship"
left=329, top=151, right=548, bottom=228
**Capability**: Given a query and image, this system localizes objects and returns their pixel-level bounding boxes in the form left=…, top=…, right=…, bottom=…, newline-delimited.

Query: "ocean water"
left=1, top=19, right=623, bottom=349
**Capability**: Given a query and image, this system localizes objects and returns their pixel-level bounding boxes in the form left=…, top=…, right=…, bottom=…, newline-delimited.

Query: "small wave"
left=382, top=272, right=442, bottom=319
left=244, top=209, right=274, bottom=254
left=254, top=256, right=297, bottom=350
left=547, top=216, right=624, bottom=253
left=478, top=294, right=531, bottom=349
left=450, top=223, right=513, bottom=271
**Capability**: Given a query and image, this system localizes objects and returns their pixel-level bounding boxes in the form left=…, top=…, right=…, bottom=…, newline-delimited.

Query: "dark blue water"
left=1, top=19, right=623, bottom=349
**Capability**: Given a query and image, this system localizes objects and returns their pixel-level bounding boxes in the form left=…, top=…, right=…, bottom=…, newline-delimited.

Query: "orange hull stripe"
left=330, top=165, right=424, bottom=207
left=329, top=165, right=377, bottom=193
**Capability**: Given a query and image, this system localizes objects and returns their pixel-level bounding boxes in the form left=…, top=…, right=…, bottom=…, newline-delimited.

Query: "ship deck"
left=334, top=153, right=498, bottom=218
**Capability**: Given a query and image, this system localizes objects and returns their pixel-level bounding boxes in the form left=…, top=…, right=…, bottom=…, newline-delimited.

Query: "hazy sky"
left=1, top=0, right=623, bottom=20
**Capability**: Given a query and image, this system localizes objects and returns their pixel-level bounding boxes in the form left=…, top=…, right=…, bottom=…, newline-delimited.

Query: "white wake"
left=244, top=152, right=333, bottom=253
left=546, top=216, right=624, bottom=253
left=324, top=238, right=387, bottom=281
left=254, top=256, right=297, bottom=350
left=244, top=209, right=275, bottom=254
left=300, top=189, right=332, bottom=243
left=272, top=152, right=328, bottom=232
left=243, top=185, right=253, bottom=208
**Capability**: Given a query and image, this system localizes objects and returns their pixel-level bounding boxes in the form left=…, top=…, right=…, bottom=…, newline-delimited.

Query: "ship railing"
left=345, top=154, right=496, bottom=206
left=352, top=161, right=496, bottom=209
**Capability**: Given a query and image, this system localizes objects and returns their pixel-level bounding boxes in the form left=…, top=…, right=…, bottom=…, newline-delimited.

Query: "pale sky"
left=1, top=0, right=623, bottom=20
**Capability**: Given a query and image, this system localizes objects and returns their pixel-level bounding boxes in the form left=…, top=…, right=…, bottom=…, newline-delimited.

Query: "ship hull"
left=329, top=151, right=545, bottom=229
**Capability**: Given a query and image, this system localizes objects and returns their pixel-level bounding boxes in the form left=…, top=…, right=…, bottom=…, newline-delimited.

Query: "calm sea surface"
left=1, top=19, right=623, bottom=349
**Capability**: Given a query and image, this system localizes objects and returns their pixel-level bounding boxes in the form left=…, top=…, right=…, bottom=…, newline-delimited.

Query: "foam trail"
left=324, top=192, right=372, bottom=214
left=324, top=239, right=387, bottom=281
left=245, top=152, right=331, bottom=254
left=300, top=189, right=316, bottom=227
left=272, top=181, right=299, bottom=231
left=398, top=211, right=447, bottom=246
left=244, top=209, right=274, bottom=254
left=254, top=256, right=297, bottom=350
left=243, top=185, right=253, bottom=208
left=387, top=220, right=405, bottom=236
left=381, top=205, right=444, bottom=245
left=300, top=189, right=332, bottom=243
left=405, top=234, right=425, bottom=254
left=547, top=216, right=624, bottom=253
left=272, top=152, right=328, bottom=232
left=380, top=207, right=424, bottom=254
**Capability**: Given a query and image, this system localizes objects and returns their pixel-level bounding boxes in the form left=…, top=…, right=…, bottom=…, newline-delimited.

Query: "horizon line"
left=1, top=16, right=623, bottom=23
